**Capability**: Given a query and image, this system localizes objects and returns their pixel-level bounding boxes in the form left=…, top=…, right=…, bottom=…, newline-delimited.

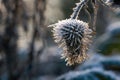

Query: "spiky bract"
left=51, top=19, right=92, bottom=66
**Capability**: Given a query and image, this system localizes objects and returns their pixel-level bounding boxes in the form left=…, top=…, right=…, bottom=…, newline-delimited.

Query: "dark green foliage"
left=101, top=57, right=120, bottom=71
left=95, top=22, right=120, bottom=55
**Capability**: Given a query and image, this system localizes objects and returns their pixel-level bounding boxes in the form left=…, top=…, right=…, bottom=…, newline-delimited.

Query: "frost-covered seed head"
left=51, top=19, right=92, bottom=66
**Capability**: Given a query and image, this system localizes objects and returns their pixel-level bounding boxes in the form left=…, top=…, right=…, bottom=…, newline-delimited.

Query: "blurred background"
left=0, top=0, right=120, bottom=80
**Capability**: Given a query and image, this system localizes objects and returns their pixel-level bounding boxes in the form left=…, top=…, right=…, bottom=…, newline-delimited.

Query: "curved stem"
left=92, top=0, right=99, bottom=31
left=84, top=5, right=92, bottom=24
left=70, top=0, right=88, bottom=19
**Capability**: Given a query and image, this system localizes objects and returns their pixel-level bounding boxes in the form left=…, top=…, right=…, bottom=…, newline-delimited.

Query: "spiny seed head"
left=50, top=19, right=93, bottom=66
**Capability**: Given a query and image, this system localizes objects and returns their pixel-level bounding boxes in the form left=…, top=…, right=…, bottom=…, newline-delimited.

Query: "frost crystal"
left=51, top=19, right=93, bottom=66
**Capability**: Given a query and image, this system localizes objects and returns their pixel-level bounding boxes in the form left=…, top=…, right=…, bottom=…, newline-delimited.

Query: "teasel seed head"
left=50, top=19, right=93, bottom=66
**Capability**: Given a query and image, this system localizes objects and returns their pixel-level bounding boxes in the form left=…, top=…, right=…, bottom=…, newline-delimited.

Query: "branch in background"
left=27, top=22, right=36, bottom=79
left=34, top=0, right=46, bottom=56
left=21, top=1, right=29, bottom=32
left=2, top=0, right=19, bottom=80
left=27, top=0, right=46, bottom=78
left=0, top=1, right=2, bottom=24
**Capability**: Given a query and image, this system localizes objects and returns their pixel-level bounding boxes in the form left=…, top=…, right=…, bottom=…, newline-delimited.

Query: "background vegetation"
left=0, top=0, right=120, bottom=80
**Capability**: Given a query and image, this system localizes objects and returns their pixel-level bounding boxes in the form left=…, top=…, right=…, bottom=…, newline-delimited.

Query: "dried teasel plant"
left=48, top=0, right=94, bottom=66
left=48, top=0, right=118, bottom=66
left=52, top=19, right=92, bottom=66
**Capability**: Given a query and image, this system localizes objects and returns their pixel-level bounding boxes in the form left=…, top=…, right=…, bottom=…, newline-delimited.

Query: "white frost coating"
left=70, top=0, right=88, bottom=19
left=51, top=19, right=93, bottom=65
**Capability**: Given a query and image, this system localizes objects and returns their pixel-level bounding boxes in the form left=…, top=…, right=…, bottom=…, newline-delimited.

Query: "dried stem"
left=92, top=0, right=99, bottom=31
left=70, top=0, right=88, bottom=19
